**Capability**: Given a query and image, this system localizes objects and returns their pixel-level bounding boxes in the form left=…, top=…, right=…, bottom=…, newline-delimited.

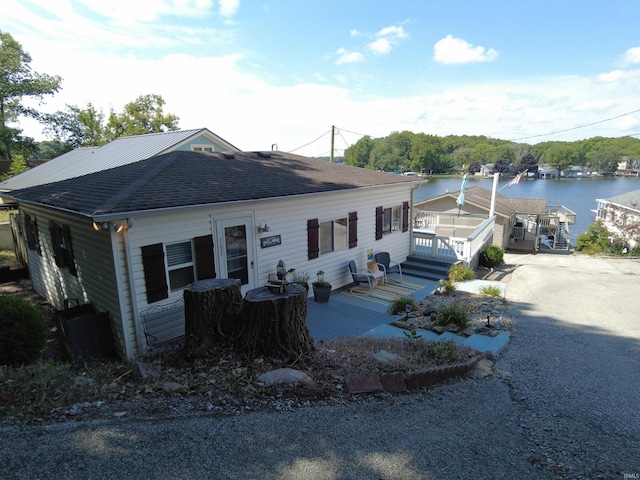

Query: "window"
left=320, top=217, right=348, bottom=254
left=142, top=235, right=215, bottom=304
left=166, top=241, right=195, bottom=292
left=48, top=221, right=77, bottom=276
left=191, top=145, right=216, bottom=153
left=376, top=202, right=409, bottom=240
left=308, top=213, right=357, bottom=259
left=24, top=214, right=41, bottom=255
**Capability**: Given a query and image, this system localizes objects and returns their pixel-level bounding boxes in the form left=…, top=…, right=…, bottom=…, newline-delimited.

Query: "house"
left=537, top=165, right=559, bottom=179
left=413, top=185, right=574, bottom=252
left=0, top=128, right=239, bottom=194
left=595, top=189, right=640, bottom=249
left=1, top=150, right=424, bottom=359
left=562, top=165, right=587, bottom=178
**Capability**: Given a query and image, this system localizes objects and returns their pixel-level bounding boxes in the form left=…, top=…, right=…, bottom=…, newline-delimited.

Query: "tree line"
left=344, top=131, right=640, bottom=176
left=1, top=31, right=179, bottom=179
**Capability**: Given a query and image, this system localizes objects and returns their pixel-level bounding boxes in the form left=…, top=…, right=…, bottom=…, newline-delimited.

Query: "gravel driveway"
left=2, top=253, right=639, bottom=479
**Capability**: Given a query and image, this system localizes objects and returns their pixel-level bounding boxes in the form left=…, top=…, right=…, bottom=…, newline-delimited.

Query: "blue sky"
left=3, top=0, right=640, bottom=157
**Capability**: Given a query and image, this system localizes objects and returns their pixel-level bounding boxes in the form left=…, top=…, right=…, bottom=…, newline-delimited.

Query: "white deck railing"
left=412, top=215, right=495, bottom=268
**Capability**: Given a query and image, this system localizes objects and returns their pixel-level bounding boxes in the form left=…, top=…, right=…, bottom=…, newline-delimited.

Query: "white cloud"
left=622, top=46, right=640, bottom=66
left=219, top=0, right=240, bottom=17
left=367, top=25, right=408, bottom=55
left=350, top=29, right=362, bottom=37
left=335, top=48, right=365, bottom=65
left=433, top=35, right=498, bottom=65
left=570, top=100, right=616, bottom=112
left=597, top=70, right=625, bottom=83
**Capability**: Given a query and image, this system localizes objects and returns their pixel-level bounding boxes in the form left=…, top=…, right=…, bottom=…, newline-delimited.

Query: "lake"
left=414, top=175, right=640, bottom=244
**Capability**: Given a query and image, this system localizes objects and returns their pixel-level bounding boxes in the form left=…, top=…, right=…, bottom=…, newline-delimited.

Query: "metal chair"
left=348, top=260, right=375, bottom=294
left=374, top=252, right=403, bottom=284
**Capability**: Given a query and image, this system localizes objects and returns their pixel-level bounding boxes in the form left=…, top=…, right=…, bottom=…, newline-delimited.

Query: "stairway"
left=554, top=222, right=569, bottom=249
left=401, top=255, right=455, bottom=281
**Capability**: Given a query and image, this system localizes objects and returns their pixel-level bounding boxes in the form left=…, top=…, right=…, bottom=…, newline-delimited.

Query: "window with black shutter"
left=348, top=211, right=358, bottom=249
left=375, top=207, right=383, bottom=240
left=194, top=235, right=216, bottom=280
left=402, top=201, right=409, bottom=232
left=24, top=214, right=41, bottom=255
left=141, top=243, right=169, bottom=303
left=307, top=219, right=319, bottom=260
left=48, top=221, right=77, bottom=276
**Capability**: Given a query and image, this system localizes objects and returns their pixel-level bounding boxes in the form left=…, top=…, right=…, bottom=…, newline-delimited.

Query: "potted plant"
left=312, top=270, right=332, bottom=303
left=288, top=269, right=310, bottom=292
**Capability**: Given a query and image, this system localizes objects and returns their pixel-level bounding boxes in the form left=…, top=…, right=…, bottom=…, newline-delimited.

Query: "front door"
left=215, top=217, right=256, bottom=294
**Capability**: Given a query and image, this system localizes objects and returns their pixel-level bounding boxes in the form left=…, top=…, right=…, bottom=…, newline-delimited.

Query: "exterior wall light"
left=257, top=219, right=271, bottom=234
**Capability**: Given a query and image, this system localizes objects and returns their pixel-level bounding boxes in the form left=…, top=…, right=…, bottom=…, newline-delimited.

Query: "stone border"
left=344, top=353, right=487, bottom=394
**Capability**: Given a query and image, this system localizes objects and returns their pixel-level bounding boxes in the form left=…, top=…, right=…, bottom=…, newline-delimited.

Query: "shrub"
left=480, top=245, right=504, bottom=268
left=480, top=285, right=502, bottom=297
left=447, top=263, right=475, bottom=282
left=575, top=220, right=611, bottom=254
left=388, top=296, right=419, bottom=315
left=438, top=279, right=457, bottom=295
left=0, top=295, right=48, bottom=366
left=434, top=301, right=471, bottom=328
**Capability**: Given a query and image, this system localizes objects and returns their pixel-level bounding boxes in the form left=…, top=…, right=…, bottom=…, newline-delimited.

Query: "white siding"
left=20, top=206, right=127, bottom=358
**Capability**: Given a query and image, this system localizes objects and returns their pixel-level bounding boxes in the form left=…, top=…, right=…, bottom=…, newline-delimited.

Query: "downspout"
left=110, top=225, right=136, bottom=359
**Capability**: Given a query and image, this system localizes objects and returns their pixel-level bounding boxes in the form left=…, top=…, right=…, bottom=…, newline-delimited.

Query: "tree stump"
left=237, top=283, right=313, bottom=362
left=183, top=278, right=242, bottom=357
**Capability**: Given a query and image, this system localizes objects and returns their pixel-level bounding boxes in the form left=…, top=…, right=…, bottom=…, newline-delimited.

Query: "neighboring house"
left=562, top=165, right=587, bottom=178
left=537, top=165, right=559, bottom=178
left=0, top=128, right=239, bottom=194
left=413, top=185, right=574, bottom=251
left=480, top=164, right=494, bottom=176
left=595, top=189, right=640, bottom=249
left=1, top=150, right=423, bottom=359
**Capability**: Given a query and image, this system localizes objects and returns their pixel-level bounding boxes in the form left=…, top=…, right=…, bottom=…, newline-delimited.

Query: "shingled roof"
left=3, top=150, right=423, bottom=219
left=417, top=185, right=547, bottom=217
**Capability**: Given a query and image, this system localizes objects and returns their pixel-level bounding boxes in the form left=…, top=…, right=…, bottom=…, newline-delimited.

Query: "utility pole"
left=330, top=125, right=335, bottom=163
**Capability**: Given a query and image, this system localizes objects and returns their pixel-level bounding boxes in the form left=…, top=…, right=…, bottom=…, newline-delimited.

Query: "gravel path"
left=2, top=253, right=639, bottom=479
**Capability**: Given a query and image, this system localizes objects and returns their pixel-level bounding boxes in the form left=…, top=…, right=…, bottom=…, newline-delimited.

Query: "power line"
left=508, top=108, right=640, bottom=142
left=287, top=129, right=332, bottom=153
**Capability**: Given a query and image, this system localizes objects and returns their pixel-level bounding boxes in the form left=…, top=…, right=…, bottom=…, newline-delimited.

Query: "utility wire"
left=287, top=129, right=332, bottom=153
left=508, top=108, right=640, bottom=141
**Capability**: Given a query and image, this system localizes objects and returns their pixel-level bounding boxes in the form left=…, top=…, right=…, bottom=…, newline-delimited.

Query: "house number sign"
left=260, top=235, right=281, bottom=248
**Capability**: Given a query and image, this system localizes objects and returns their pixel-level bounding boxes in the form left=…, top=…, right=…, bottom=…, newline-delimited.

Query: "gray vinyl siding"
left=21, top=205, right=127, bottom=358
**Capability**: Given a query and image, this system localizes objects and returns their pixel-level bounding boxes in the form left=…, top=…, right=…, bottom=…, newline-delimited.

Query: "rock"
left=467, top=358, right=494, bottom=379
left=370, top=350, right=406, bottom=367
left=445, top=323, right=460, bottom=333
left=344, top=373, right=383, bottom=394
left=431, top=325, right=445, bottom=334
left=462, top=326, right=477, bottom=336
left=133, top=361, right=162, bottom=382
left=162, top=381, right=185, bottom=392
left=256, top=368, right=313, bottom=386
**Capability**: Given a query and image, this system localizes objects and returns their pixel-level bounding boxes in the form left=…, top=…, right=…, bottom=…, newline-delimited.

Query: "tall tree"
left=0, top=31, right=62, bottom=160
left=344, top=135, right=375, bottom=168
left=44, top=102, right=105, bottom=148
left=104, top=94, right=179, bottom=141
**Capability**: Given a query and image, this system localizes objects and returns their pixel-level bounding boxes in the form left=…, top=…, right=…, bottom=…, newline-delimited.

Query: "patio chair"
left=374, top=251, right=403, bottom=284
left=348, top=260, right=375, bottom=294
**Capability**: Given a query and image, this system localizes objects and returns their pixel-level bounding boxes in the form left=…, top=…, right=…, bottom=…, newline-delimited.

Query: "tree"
left=409, top=133, right=443, bottom=173
left=44, top=102, right=105, bottom=148
left=1, top=153, right=28, bottom=180
left=586, top=146, right=621, bottom=175
left=493, top=158, right=512, bottom=174
left=344, top=135, right=374, bottom=168
left=544, top=143, right=577, bottom=172
left=468, top=160, right=482, bottom=174
left=0, top=31, right=62, bottom=160
left=516, top=152, right=538, bottom=174
left=104, top=94, right=179, bottom=141
left=34, top=140, right=72, bottom=159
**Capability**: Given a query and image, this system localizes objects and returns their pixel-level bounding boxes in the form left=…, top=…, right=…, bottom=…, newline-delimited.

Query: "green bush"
left=435, top=301, right=471, bottom=328
left=0, top=296, right=48, bottom=366
left=447, top=263, right=475, bottom=282
left=575, top=220, right=611, bottom=254
left=480, top=285, right=502, bottom=297
left=388, top=296, right=419, bottom=315
left=480, top=245, right=505, bottom=268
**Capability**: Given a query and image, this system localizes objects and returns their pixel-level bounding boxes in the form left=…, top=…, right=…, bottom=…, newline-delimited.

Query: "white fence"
left=412, top=215, right=495, bottom=269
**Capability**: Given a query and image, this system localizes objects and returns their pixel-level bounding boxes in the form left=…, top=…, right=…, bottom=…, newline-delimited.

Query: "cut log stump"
left=238, top=284, right=313, bottom=362
left=183, top=278, right=242, bottom=357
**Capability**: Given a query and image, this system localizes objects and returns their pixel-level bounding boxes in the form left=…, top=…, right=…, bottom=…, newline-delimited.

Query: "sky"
left=2, top=0, right=640, bottom=157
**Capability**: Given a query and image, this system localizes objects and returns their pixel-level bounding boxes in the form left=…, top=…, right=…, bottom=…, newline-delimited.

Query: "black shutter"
left=24, top=214, right=40, bottom=254
left=141, top=243, right=169, bottom=303
left=194, top=235, right=216, bottom=280
left=61, top=225, right=77, bottom=276
left=307, top=219, right=319, bottom=260
left=348, top=211, right=358, bottom=249
left=402, top=201, right=409, bottom=232
left=375, top=207, right=384, bottom=240
left=49, top=221, right=64, bottom=268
